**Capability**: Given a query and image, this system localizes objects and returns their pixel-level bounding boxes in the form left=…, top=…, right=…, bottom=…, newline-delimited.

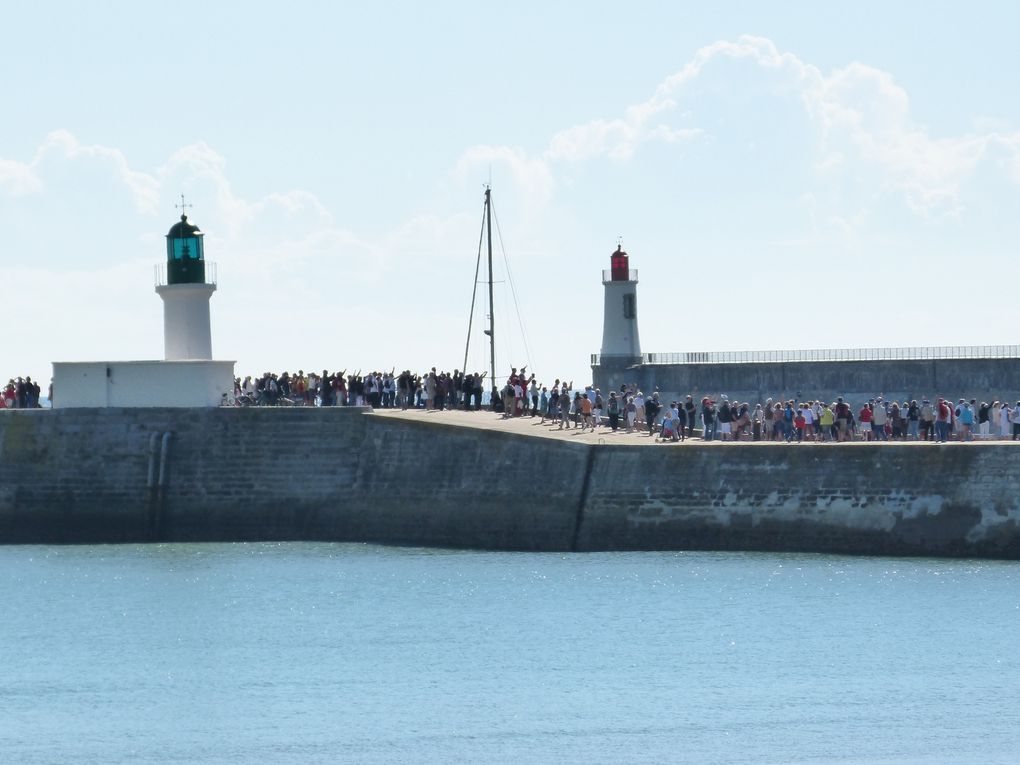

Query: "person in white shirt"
left=800, top=404, right=815, bottom=440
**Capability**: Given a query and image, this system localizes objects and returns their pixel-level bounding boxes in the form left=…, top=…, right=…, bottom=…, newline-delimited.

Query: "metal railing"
left=592, top=345, right=1020, bottom=366
left=154, top=261, right=218, bottom=287
left=602, top=269, right=638, bottom=283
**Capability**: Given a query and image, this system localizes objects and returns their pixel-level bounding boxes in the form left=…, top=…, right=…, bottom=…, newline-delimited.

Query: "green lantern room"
left=165, top=214, right=207, bottom=284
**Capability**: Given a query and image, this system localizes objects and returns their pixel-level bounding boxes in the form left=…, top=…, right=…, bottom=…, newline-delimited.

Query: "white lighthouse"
left=155, top=214, right=216, bottom=360
left=599, top=245, right=641, bottom=361
left=50, top=206, right=234, bottom=409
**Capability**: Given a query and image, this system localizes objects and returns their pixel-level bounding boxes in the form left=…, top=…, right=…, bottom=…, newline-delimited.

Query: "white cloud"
left=38, top=130, right=161, bottom=212
left=453, top=34, right=1020, bottom=217
left=0, top=158, right=41, bottom=195
left=453, top=144, right=556, bottom=205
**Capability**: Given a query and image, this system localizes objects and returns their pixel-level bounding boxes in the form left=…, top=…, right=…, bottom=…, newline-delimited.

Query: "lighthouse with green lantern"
left=155, top=205, right=217, bottom=360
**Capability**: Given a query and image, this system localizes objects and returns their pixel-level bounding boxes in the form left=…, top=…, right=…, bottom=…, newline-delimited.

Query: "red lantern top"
left=610, top=245, right=630, bottom=281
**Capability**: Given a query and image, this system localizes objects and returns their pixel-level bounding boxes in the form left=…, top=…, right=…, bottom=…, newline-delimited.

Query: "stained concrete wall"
left=0, top=408, right=584, bottom=550
left=577, top=444, right=1020, bottom=557
left=1, top=408, right=1019, bottom=558
left=594, top=357, right=1020, bottom=407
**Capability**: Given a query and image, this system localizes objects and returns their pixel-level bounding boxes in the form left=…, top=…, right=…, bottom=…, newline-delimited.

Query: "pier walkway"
left=368, top=409, right=1007, bottom=446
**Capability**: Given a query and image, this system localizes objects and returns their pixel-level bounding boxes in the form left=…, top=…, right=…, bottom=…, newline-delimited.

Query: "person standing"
left=871, top=399, right=888, bottom=441
left=857, top=402, right=871, bottom=440
left=558, top=387, right=572, bottom=430
left=717, top=397, right=732, bottom=442
left=935, top=398, right=952, bottom=443
left=607, top=391, right=620, bottom=432
left=958, top=401, right=974, bottom=441
left=819, top=403, right=835, bottom=441
left=701, top=398, right=716, bottom=441
left=645, top=393, right=661, bottom=437
left=752, top=404, right=763, bottom=442
left=834, top=397, right=850, bottom=442
left=977, top=402, right=991, bottom=439
left=920, top=399, right=934, bottom=441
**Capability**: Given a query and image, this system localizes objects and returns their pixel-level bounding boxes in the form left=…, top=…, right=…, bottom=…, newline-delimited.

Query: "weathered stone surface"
left=576, top=443, right=1020, bottom=557
left=2, top=409, right=1019, bottom=558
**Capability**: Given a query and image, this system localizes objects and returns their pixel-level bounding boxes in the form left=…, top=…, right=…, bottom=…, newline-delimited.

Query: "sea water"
left=2, top=543, right=1018, bottom=764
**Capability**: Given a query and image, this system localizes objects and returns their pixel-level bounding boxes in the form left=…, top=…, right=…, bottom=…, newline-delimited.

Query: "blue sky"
left=4, top=2, right=1020, bottom=386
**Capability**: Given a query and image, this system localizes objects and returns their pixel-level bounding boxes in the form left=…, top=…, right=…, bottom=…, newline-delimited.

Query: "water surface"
left=2, top=544, right=1018, bottom=764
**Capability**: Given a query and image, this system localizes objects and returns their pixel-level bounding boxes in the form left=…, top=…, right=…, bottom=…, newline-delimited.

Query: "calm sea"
left=2, top=543, right=1018, bottom=764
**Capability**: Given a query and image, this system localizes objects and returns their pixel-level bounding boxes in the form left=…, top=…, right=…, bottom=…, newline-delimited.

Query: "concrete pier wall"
left=1, top=408, right=1018, bottom=558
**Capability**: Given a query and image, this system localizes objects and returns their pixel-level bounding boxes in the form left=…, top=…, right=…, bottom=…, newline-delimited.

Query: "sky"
left=3, top=2, right=1020, bottom=388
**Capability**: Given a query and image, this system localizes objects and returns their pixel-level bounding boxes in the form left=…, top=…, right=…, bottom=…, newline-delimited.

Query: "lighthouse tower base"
left=51, top=360, right=236, bottom=409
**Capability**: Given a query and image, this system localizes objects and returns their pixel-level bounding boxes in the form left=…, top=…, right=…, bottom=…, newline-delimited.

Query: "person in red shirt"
left=858, top=403, right=873, bottom=441
left=794, top=411, right=806, bottom=442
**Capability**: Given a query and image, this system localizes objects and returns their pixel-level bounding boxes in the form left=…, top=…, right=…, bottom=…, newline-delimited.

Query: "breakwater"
left=1, top=408, right=1018, bottom=558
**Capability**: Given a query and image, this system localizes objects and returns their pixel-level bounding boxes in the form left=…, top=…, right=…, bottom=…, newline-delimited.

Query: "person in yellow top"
left=819, top=404, right=836, bottom=441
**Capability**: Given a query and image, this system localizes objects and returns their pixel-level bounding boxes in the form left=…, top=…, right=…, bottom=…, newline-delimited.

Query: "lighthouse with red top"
left=600, top=244, right=641, bottom=361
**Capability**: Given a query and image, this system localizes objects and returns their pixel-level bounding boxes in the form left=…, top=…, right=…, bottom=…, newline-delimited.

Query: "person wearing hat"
left=1000, top=399, right=1012, bottom=439
left=634, top=390, right=646, bottom=428
left=958, top=400, right=974, bottom=441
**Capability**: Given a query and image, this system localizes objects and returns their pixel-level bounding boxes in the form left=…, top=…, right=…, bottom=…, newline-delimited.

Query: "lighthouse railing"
left=592, top=345, right=1020, bottom=366
left=602, top=269, right=638, bottom=283
left=154, top=262, right=217, bottom=287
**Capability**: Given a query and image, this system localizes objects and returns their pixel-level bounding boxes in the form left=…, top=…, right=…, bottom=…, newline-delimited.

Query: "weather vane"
left=175, top=193, right=193, bottom=217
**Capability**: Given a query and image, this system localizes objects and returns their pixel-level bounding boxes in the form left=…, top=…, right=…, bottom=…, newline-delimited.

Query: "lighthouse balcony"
left=602, top=268, right=638, bottom=284
left=155, top=261, right=217, bottom=287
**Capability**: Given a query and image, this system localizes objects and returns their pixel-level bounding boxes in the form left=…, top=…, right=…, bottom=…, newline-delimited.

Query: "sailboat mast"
left=486, top=186, right=496, bottom=388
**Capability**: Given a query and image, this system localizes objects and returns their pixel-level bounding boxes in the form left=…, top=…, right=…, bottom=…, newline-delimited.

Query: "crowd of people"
left=1, top=377, right=43, bottom=409
left=229, top=367, right=1018, bottom=443
left=233, top=369, right=494, bottom=410
left=525, top=387, right=1020, bottom=443
left=589, top=391, right=1020, bottom=443
left=5, top=365, right=1017, bottom=444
